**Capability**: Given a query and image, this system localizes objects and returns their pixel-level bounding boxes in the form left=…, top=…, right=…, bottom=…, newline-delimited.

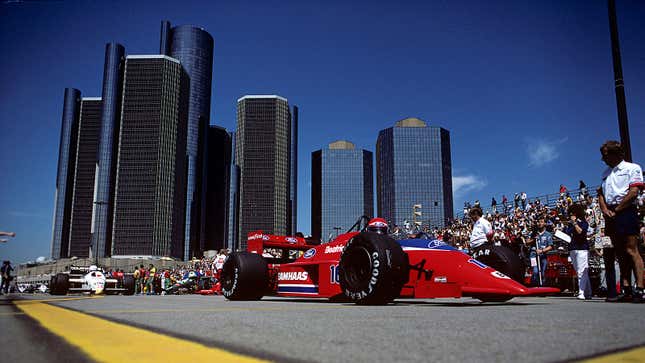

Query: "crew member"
left=597, top=140, right=644, bottom=303
left=468, top=206, right=493, bottom=255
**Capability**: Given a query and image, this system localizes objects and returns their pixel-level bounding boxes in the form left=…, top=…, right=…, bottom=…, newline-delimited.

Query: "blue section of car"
left=278, top=285, right=318, bottom=294
left=303, top=248, right=316, bottom=258
left=397, top=239, right=457, bottom=251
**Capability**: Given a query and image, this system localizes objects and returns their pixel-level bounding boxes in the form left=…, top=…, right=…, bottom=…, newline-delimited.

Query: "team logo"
left=285, top=237, right=298, bottom=243
left=324, top=245, right=344, bottom=254
left=303, top=248, right=316, bottom=259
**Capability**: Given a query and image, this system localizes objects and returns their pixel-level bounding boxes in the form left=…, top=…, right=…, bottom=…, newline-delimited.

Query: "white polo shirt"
left=601, top=160, right=644, bottom=206
left=470, top=217, right=492, bottom=248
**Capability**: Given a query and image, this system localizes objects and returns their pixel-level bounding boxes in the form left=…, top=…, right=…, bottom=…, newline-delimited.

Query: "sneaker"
left=632, top=289, right=645, bottom=304
left=577, top=295, right=586, bottom=301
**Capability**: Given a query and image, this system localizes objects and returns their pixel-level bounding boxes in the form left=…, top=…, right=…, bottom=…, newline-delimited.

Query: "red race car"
left=221, top=221, right=559, bottom=304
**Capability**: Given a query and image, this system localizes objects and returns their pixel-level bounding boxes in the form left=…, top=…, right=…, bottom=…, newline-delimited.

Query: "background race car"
left=49, top=265, right=135, bottom=295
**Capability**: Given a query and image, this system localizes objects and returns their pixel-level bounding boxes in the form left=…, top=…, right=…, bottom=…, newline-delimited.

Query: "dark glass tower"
left=376, top=118, right=453, bottom=229
left=68, top=98, right=102, bottom=258
left=236, top=95, right=293, bottom=250
left=160, top=21, right=214, bottom=259
left=92, top=43, right=125, bottom=258
left=311, top=141, right=373, bottom=242
left=204, top=126, right=231, bottom=253
left=289, top=106, right=298, bottom=235
left=226, top=131, right=240, bottom=251
left=111, top=55, right=188, bottom=258
left=51, top=88, right=81, bottom=259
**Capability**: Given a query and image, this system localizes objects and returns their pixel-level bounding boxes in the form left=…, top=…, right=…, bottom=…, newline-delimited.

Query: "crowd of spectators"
left=104, top=249, right=230, bottom=295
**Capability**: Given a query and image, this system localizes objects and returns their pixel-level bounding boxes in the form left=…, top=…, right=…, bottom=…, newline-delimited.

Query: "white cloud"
left=527, top=138, right=568, bottom=167
left=8, top=211, right=47, bottom=218
left=452, top=175, right=487, bottom=197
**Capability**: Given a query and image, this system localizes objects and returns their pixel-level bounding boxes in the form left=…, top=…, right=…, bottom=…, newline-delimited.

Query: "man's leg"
left=625, top=235, right=644, bottom=289
left=603, top=248, right=617, bottom=299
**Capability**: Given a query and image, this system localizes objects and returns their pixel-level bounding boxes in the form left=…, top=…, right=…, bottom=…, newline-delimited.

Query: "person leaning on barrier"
left=597, top=140, right=644, bottom=303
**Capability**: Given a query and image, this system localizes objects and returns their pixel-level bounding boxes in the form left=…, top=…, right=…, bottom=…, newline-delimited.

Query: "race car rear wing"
left=247, top=231, right=312, bottom=264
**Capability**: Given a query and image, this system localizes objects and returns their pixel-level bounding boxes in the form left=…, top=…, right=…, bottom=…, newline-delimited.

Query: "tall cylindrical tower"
left=51, top=88, right=81, bottom=259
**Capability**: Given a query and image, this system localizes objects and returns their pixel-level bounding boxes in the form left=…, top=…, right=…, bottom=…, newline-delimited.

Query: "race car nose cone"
left=95, top=287, right=105, bottom=295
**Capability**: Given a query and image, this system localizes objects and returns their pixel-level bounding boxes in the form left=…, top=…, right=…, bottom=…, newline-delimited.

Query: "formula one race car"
left=220, top=217, right=559, bottom=304
left=49, top=265, right=135, bottom=295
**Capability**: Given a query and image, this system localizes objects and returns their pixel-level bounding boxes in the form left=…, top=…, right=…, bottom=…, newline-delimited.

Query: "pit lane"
left=2, top=294, right=644, bottom=362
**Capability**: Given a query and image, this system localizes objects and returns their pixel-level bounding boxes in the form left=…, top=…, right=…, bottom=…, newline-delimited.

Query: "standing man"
left=502, top=195, right=508, bottom=213
left=491, top=197, right=497, bottom=214
left=1, top=261, right=14, bottom=294
left=468, top=206, right=493, bottom=255
left=530, top=217, right=553, bottom=286
left=521, top=192, right=527, bottom=210
left=597, top=140, right=644, bottom=303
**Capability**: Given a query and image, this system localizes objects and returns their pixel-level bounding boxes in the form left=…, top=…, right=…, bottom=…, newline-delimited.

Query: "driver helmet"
left=188, top=271, right=197, bottom=279
left=89, top=265, right=98, bottom=272
left=367, top=218, right=389, bottom=235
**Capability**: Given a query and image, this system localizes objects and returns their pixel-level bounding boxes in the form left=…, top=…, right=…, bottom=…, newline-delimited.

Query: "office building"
left=312, top=140, right=373, bottom=242
left=235, top=95, right=293, bottom=250
left=68, top=98, right=102, bottom=258
left=110, top=55, right=188, bottom=258
left=226, top=131, right=239, bottom=251
left=160, top=21, right=214, bottom=259
left=51, top=88, right=81, bottom=259
left=376, top=118, right=453, bottom=229
left=92, top=43, right=126, bottom=258
left=204, top=126, right=231, bottom=252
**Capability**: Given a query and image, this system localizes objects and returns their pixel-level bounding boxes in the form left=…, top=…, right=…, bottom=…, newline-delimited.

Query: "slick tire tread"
left=474, top=244, right=524, bottom=283
left=53, top=273, right=69, bottom=295
left=221, top=252, right=268, bottom=301
left=123, top=275, right=135, bottom=295
left=339, top=232, right=409, bottom=305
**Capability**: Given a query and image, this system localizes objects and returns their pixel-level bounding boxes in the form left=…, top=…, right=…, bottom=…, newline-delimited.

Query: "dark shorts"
left=605, top=204, right=639, bottom=238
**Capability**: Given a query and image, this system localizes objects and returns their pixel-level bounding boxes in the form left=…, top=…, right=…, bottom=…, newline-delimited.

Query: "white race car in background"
left=49, top=265, right=135, bottom=295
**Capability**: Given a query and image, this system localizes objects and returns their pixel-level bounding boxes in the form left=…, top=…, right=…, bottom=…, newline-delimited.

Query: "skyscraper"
left=226, top=131, right=239, bottom=251
left=68, top=97, right=102, bottom=258
left=51, top=88, right=81, bottom=259
left=236, top=95, right=293, bottom=250
left=312, top=140, right=373, bottom=242
left=289, top=106, right=298, bottom=235
left=376, top=118, right=453, bottom=229
left=110, top=55, right=188, bottom=258
left=92, top=43, right=126, bottom=258
left=160, top=21, right=214, bottom=260
left=204, top=125, right=231, bottom=252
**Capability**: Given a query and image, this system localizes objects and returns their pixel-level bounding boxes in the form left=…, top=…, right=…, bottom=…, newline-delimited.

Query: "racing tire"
left=123, top=275, right=135, bottom=295
left=473, top=244, right=524, bottom=283
left=221, top=252, right=268, bottom=300
left=339, top=232, right=409, bottom=305
left=53, top=273, right=69, bottom=295
left=49, top=276, right=57, bottom=295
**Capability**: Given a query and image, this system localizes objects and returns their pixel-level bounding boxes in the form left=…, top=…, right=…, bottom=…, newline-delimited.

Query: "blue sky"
left=1, top=0, right=643, bottom=263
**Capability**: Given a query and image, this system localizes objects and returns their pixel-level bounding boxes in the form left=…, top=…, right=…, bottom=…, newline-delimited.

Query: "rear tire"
left=49, top=276, right=57, bottom=295
left=52, top=273, right=69, bottom=295
left=123, top=275, right=135, bottom=295
left=221, top=252, right=268, bottom=300
left=339, top=232, right=409, bottom=305
left=473, top=244, right=524, bottom=283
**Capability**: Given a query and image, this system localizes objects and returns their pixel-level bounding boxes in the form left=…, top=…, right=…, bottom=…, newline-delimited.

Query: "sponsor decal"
left=324, top=245, right=344, bottom=254
left=427, top=240, right=447, bottom=249
left=491, top=271, right=511, bottom=279
left=222, top=267, right=239, bottom=297
left=303, top=248, right=316, bottom=259
left=278, top=271, right=309, bottom=281
left=248, top=233, right=264, bottom=240
left=434, top=276, right=447, bottom=283
left=468, top=258, right=488, bottom=269
left=263, top=235, right=270, bottom=240
left=285, top=237, right=298, bottom=243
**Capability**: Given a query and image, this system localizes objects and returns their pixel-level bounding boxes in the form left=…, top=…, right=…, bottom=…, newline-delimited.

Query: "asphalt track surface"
left=1, top=293, right=644, bottom=362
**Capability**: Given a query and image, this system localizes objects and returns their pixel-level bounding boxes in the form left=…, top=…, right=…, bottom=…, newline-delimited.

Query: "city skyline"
left=2, top=0, right=644, bottom=263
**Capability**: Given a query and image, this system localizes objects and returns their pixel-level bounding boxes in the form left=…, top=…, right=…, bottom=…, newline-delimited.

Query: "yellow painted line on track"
left=84, top=304, right=351, bottom=315
left=14, top=299, right=269, bottom=363
left=582, top=346, right=645, bottom=363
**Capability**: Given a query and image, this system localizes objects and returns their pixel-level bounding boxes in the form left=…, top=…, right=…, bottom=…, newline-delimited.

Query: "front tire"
left=339, top=232, right=409, bottom=305
left=123, top=275, right=135, bottom=295
left=221, top=252, right=268, bottom=300
left=52, top=273, right=69, bottom=295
